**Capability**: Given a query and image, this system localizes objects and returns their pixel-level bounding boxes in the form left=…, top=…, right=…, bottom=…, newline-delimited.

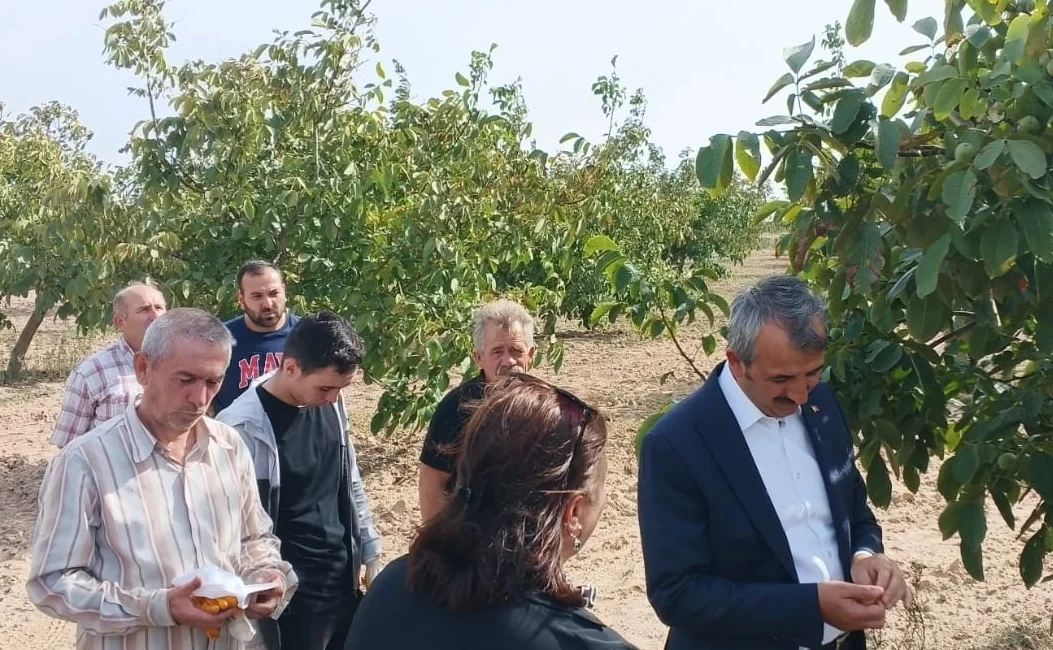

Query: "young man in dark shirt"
left=417, top=299, right=537, bottom=522
left=213, top=260, right=300, bottom=414
left=218, top=311, right=382, bottom=650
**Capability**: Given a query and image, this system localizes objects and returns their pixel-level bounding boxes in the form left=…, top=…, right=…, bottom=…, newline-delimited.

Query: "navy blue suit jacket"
left=637, top=363, right=883, bottom=650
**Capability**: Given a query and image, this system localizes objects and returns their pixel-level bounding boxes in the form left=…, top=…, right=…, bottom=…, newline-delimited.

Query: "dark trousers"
left=280, top=606, right=355, bottom=650
left=261, top=593, right=361, bottom=650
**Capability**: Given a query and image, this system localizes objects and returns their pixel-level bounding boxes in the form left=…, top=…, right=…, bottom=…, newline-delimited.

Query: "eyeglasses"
left=505, top=372, right=597, bottom=464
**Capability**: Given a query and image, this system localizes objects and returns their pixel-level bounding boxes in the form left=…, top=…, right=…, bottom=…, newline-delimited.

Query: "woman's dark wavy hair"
left=407, top=377, right=607, bottom=613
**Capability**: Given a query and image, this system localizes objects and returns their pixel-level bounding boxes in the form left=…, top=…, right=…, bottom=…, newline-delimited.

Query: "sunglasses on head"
left=505, top=372, right=597, bottom=460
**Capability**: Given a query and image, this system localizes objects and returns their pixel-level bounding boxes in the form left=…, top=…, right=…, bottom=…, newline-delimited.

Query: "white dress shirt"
left=718, top=364, right=846, bottom=645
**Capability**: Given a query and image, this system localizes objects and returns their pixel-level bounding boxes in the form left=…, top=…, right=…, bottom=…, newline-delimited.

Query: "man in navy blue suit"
left=638, top=275, right=909, bottom=650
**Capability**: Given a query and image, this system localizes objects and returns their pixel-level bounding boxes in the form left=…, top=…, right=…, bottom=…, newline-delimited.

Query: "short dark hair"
left=236, top=260, right=281, bottom=292
left=282, top=310, right=365, bottom=375
left=407, top=378, right=608, bottom=614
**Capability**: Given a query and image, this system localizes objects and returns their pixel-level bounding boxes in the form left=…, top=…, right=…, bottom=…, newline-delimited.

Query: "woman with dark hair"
left=346, top=374, right=637, bottom=649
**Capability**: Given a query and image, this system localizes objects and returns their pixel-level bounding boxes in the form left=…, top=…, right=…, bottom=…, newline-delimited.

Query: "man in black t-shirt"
left=418, top=299, right=537, bottom=521
left=218, top=311, right=382, bottom=650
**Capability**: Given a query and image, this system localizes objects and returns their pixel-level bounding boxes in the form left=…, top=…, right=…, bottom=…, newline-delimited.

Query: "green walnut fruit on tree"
left=1043, top=50, right=1053, bottom=66
left=1046, top=60, right=1053, bottom=77
left=954, top=142, right=977, bottom=163
left=1018, top=115, right=1041, bottom=133
left=998, top=452, right=1017, bottom=470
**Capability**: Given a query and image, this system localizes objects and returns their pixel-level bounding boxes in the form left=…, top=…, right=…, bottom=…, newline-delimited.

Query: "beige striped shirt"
left=27, top=401, right=296, bottom=650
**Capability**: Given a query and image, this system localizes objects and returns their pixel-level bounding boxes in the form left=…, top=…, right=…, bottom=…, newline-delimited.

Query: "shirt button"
left=795, top=472, right=802, bottom=479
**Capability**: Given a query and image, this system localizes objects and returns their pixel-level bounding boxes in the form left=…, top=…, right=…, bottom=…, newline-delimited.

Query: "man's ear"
left=281, top=356, right=301, bottom=376
left=133, top=351, right=149, bottom=386
left=472, top=350, right=483, bottom=367
left=726, top=349, right=746, bottom=379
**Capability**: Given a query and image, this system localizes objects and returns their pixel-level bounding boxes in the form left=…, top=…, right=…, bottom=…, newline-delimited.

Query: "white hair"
left=141, top=308, right=233, bottom=364
left=472, top=299, right=535, bottom=352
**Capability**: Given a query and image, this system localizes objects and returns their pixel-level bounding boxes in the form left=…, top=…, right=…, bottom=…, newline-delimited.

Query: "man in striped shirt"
left=28, top=308, right=297, bottom=650
left=50, top=282, right=167, bottom=448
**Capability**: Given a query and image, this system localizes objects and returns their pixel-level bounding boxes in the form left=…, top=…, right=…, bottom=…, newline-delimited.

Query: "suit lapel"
left=696, top=366, right=797, bottom=579
left=799, top=401, right=852, bottom=574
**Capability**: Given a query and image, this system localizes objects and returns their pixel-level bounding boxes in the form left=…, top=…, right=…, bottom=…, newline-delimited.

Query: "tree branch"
left=929, top=319, right=976, bottom=348
left=144, top=74, right=206, bottom=194
left=655, top=303, right=708, bottom=381
left=853, top=141, right=946, bottom=158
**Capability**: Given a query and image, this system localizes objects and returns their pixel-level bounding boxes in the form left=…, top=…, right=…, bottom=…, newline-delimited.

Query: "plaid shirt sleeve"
left=50, top=370, right=96, bottom=449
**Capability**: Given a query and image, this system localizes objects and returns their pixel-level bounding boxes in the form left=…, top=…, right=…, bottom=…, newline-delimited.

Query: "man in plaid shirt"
left=50, top=282, right=167, bottom=448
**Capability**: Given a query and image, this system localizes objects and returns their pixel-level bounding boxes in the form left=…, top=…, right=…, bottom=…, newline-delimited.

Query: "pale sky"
left=1, top=0, right=945, bottom=168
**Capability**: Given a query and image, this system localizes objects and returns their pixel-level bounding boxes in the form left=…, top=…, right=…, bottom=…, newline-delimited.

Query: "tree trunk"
left=6, top=304, right=47, bottom=380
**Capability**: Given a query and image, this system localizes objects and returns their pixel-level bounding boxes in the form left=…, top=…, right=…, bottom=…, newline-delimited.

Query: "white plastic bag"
left=172, top=564, right=281, bottom=642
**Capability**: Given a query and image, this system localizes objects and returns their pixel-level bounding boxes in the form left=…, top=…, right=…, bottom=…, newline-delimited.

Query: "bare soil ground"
left=0, top=245, right=1050, bottom=650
